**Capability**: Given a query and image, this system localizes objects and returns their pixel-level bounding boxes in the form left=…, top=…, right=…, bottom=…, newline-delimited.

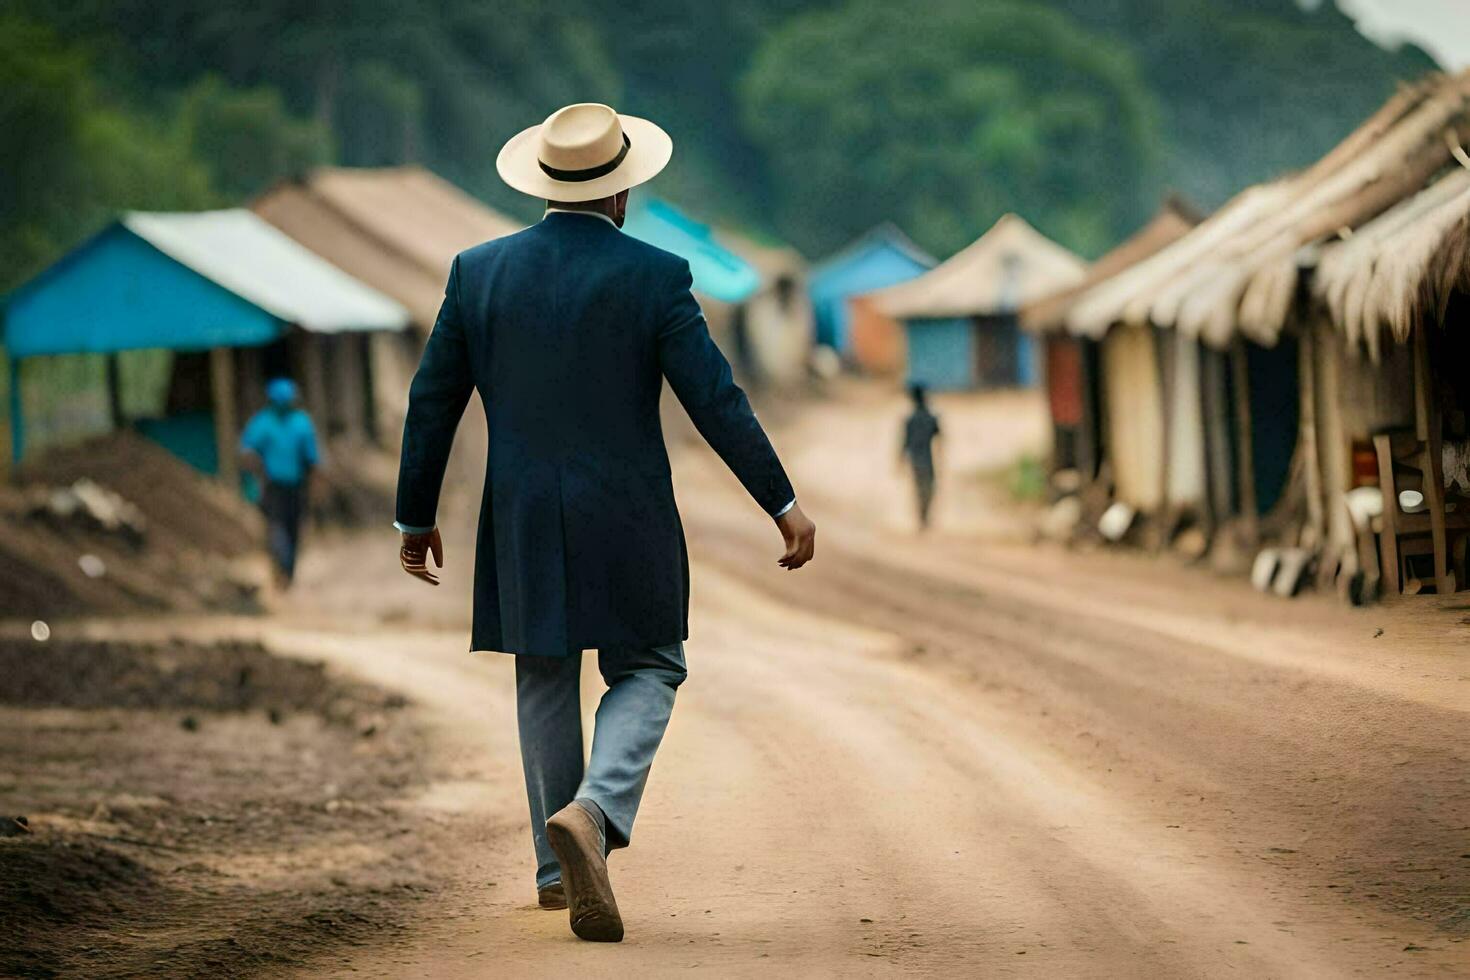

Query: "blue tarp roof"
left=807, top=223, right=936, bottom=350
left=621, top=199, right=759, bottom=304
left=2, top=210, right=408, bottom=359
left=809, top=223, right=936, bottom=285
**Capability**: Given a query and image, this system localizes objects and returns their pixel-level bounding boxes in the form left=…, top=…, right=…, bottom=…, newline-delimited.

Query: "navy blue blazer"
left=396, top=211, right=794, bottom=657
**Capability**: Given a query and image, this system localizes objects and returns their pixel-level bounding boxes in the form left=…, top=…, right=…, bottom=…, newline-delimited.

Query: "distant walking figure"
left=240, top=378, right=319, bottom=587
left=900, top=384, right=942, bottom=529
left=393, top=103, right=816, bottom=942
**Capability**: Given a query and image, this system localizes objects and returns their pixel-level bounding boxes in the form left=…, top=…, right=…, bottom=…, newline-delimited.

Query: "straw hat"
left=497, top=103, right=672, bottom=202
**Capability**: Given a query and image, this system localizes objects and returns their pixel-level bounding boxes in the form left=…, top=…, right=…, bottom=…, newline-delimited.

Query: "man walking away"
left=393, top=103, right=816, bottom=943
left=240, top=378, right=319, bottom=587
left=900, top=383, right=942, bottom=529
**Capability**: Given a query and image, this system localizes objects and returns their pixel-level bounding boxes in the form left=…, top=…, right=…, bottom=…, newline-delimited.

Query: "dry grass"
left=1316, top=166, right=1470, bottom=360
left=1063, top=70, right=1470, bottom=353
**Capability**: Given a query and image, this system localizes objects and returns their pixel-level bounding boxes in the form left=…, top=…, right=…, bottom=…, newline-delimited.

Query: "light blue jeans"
left=515, top=643, right=687, bottom=889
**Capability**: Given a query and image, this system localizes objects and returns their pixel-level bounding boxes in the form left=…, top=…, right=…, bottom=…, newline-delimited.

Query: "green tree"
left=176, top=76, right=333, bottom=200
left=337, top=62, right=424, bottom=167
left=1049, top=0, right=1436, bottom=210
left=741, top=0, right=1161, bottom=258
left=0, top=15, right=213, bottom=293
left=6, top=0, right=1440, bottom=262
left=9, top=0, right=626, bottom=222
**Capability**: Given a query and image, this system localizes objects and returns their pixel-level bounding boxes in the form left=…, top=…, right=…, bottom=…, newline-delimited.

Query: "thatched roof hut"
left=868, top=214, right=1086, bottom=320
left=1314, top=166, right=1470, bottom=361
left=714, top=226, right=815, bottom=386
left=1023, top=197, right=1199, bottom=334
left=252, top=166, right=521, bottom=450
left=1064, top=182, right=1294, bottom=342
left=1067, top=71, right=1470, bottom=348
left=253, top=165, right=521, bottom=333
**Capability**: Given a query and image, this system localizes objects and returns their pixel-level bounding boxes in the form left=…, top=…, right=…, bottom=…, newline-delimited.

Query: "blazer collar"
left=542, top=207, right=621, bottom=230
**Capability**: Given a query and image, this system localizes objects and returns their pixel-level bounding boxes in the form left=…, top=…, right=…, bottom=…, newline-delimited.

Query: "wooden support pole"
left=8, top=356, right=23, bottom=471
left=1374, top=433, right=1401, bottom=593
left=1230, top=339, right=1257, bottom=539
left=1298, top=321, right=1324, bottom=550
left=1157, top=329, right=1177, bottom=539
left=358, top=334, right=378, bottom=444
left=1412, top=324, right=1453, bottom=592
left=0, top=311, right=8, bottom=480
left=297, top=332, right=330, bottom=434
left=1083, top=339, right=1104, bottom=488
left=105, top=353, right=124, bottom=429
left=210, top=346, right=239, bottom=491
left=1150, top=327, right=1168, bottom=551
left=1316, top=325, right=1354, bottom=587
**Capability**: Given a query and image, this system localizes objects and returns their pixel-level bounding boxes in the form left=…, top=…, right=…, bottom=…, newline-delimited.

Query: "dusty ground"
left=0, top=635, right=456, bottom=978
left=3, top=381, right=1467, bottom=977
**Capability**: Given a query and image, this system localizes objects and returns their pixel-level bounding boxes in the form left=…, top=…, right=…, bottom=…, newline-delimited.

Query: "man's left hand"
left=775, top=502, right=816, bottom=570
left=400, top=528, right=444, bottom=586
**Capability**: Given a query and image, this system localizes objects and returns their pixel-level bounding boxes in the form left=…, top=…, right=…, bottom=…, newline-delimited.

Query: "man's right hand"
left=400, top=528, right=444, bottom=586
left=775, top=502, right=816, bottom=570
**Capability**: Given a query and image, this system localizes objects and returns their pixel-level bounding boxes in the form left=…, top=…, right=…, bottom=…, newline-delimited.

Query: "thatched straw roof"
left=1021, top=196, right=1199, bottom=334
left=1065, top=181, right=1295, bottom=342
left=1066, top=70, right=1470, bottom=349
left=253, top=166, right=521, bottom=332
left=866, top=214, right=1086, bottom=320
left=307, top=166, right=521, bottom=278
left=1314, top=165, right=1470, bottom=361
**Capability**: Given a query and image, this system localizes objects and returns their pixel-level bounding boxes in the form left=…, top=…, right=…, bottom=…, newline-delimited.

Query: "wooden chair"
left=1371, top=323, right=1470, bottom=595
left=1374, top=429, right=1470, bottom=593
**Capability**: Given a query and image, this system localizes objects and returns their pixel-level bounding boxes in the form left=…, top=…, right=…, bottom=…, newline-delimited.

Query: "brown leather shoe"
left=538, top=881, right=567, bottom=910
left=545, top=802, right=623, bottom=942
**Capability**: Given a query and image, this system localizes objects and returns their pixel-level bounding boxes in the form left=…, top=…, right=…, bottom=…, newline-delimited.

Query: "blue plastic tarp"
left=2, top=210, right=409, bottom=359
left=3, top=225, right=281, bottom=358
left=808, top=224, right=935, bottom=350
left=621, top=199, right=759, bottom=304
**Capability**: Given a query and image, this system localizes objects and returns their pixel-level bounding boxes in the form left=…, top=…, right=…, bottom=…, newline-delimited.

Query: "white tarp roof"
left=123, top=209, right=410, bottom=333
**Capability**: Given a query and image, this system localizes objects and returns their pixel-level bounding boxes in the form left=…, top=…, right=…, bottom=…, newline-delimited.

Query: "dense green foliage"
left=0, top=0, right=1436, bottom=294
left=742, top=1, right=1161, bottom=257
left=0, top=15, right=211, bottom=289
left=1048, top=0, right=1436, bottom=218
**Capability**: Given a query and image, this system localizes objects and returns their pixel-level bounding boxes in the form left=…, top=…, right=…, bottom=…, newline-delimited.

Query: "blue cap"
left=266, top=378, right=298, bottom=407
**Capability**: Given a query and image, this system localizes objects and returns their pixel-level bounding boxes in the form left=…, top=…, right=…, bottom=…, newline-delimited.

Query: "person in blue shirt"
left=240, top=378, right=320, bottom=587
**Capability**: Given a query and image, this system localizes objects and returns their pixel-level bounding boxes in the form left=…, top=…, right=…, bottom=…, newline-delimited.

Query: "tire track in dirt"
left=684, top=511, right=1470, bottom=950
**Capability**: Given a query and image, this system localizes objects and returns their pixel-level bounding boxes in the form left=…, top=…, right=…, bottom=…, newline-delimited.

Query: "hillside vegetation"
left=1, top=0, right=1435, bottom=291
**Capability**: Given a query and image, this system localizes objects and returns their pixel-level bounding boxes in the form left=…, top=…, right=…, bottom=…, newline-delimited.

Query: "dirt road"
left=222, top=384, right=1461, bottom=977
left=16, top=386, right=1465, bottom=977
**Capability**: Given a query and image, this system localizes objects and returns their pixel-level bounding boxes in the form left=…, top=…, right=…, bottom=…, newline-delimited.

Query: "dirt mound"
left=0, top=636, right=437, bottom=979
left=2, top=832, right=421, bottom=979
left=0, top=636, right=403, bottom=716
left=1, top=431, right=268, bottom=619
left=24, top=431, right=261, bottom=557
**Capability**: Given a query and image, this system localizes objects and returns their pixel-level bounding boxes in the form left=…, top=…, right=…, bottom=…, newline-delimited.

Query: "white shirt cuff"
left=773, top=497, right=796, bottom=518
left=395, top=521, right=436, bottom=534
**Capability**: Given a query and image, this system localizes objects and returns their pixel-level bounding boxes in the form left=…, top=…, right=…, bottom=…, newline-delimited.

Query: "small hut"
left=1063, top=182, right=1308, bottom=544
left=1, top=210, right=408, bottom=489
left=1312, top=166, right=1470, bottom=594
left=1067, top=68, right=1470, bottom=592
left=253, top=165, right=522, bottom=443
left=621, top=198, right=761, bottom=374
left=715, top=227, right=815, bottom=387
left=1023, top=198, right=1200, bottom=488
left=807, top=224, right=936, bottom=370
left=1157, top=70, right=1470, bottom=591
left=867, top=215, right=1086, bottom=391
